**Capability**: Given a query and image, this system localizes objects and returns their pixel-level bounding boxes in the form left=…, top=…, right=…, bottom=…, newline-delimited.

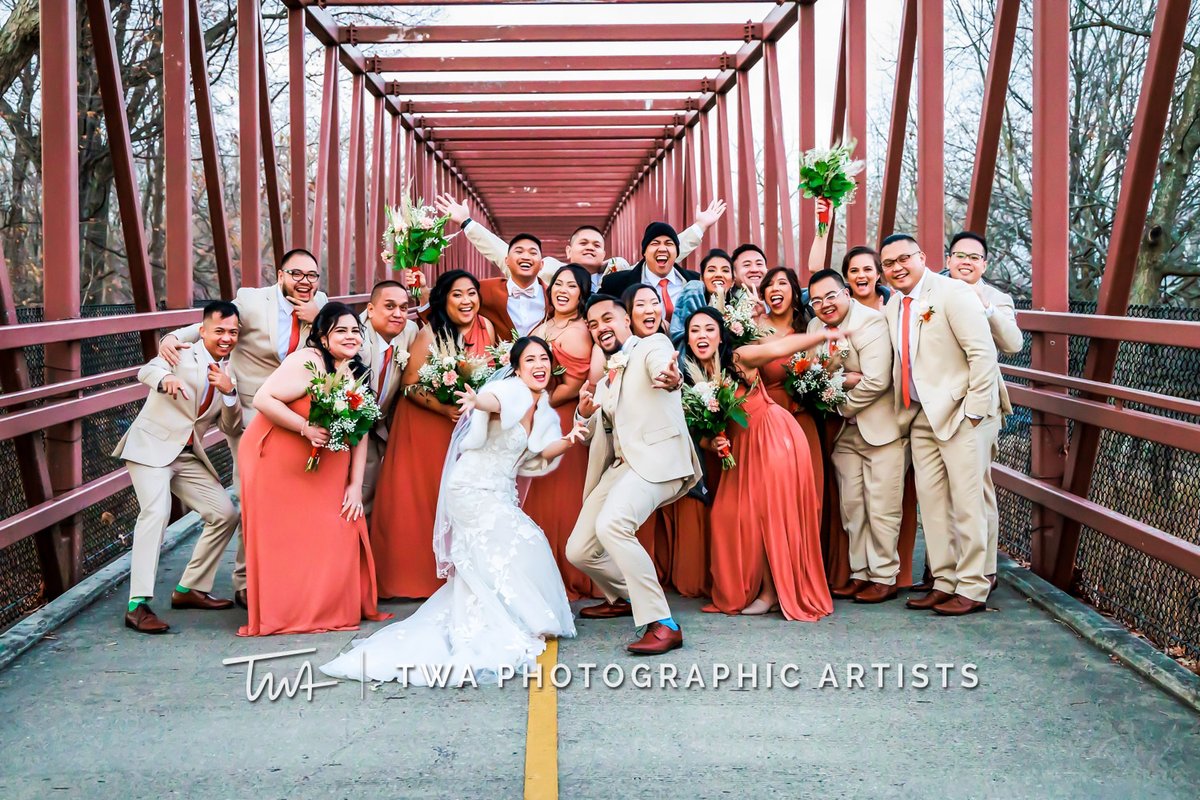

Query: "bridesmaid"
left=669, top=249, right=736, bottom=343
left=370, top=270, right=496, bottom=600
left=527, top=264, right=598, bottom=600
left=685, top=307, right=837, bottom=620
left=239, top=303, right=392, bottom=636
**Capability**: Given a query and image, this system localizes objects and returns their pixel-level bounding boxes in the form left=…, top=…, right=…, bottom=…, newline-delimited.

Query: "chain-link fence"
left=996, top=300, right=1200, bottom=663
left=0, top=305, right=233, bottom=630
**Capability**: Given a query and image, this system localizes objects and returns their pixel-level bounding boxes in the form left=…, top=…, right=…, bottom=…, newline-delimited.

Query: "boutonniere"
left=602, top=258, right=622, bottom=276
left=393, top=349, right=409, bottom=370
left=916, top=302, right=935, bottom=324
left=605, top=352, right=629, bottom=384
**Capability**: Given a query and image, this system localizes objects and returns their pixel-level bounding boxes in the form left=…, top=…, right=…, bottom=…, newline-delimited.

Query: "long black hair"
left=620, top=282, right=668, bottom=335
left=681, top=306, right=744, bottom=386
left=547, top=263, right=593, bottom=319
left=427, top=269, right=481, bottom=343
left=759, top=266, right=813, bottom=332
left=699, top=248, right=741, bottom=301
left=305, top=301, right=368, bottom=381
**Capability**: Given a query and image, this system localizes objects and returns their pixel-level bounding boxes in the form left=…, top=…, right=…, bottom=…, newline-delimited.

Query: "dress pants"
left=566, top=461, right=682, bottom=627
left=974, top=414, right=1003, bottom=575
left=908, top=407, right=991, bottom=603
left=127, top=452, right=239, bottom=599
left=830, top=424, right=906, bottom=585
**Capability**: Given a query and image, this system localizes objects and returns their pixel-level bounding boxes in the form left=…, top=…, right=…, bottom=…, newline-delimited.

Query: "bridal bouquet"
left=485, top=329, right=519, bottom=369
left=407, top=335, right=496, bottom=405
left=782, top=346, right=848, bottom=416
left=799, top=140, right=865, bottom=237
left=304, top=363, right=382, bottom=472
left=712, top=287, right=772, bottom=347
left=680, top=360, right=749, bottom=469
left=381, top=189, right=456, bottom=301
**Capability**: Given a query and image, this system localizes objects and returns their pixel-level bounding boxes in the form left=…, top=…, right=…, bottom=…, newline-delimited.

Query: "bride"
left=320, top=336, right=583, bottom=685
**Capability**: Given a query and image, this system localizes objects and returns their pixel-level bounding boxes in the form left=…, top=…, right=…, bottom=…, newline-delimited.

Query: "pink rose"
left=730, top=321, right=745, bottom=336
left=706, top=397, right=721, bottom=413
left=442, top=370, right=459, bottom=386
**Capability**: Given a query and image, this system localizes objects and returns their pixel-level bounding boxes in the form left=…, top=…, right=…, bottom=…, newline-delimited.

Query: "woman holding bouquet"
left=683, top=307, right=837, bottom=620
left=238, top=303, right=392, bottom=636
left=669, top=249, right=737, bottom=344
left=370, top=270, right=496, bottom=600
left=526, top=264, right=599, bottom=600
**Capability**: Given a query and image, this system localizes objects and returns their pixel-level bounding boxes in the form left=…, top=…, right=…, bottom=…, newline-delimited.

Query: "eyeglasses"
left=810, top=288, right=848, bottom=308
left=949, top=251, right=986, bottom=263
left=880, top=251, right=922, bottom=270
left=284, top=269, right=321, bottom=283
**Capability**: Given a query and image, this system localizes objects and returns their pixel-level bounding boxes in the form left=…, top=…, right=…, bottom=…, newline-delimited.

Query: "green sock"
left=175, top=584, right=190, bottom=594
left=128, top=597, right=149, bottom=612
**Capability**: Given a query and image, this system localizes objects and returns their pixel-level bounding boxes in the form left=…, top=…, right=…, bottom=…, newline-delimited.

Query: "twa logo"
left=222, top=648, right=338, bottom=702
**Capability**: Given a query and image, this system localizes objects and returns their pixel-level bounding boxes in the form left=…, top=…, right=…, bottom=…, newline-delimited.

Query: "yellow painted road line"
left=524, top=638, right=559, bottom=800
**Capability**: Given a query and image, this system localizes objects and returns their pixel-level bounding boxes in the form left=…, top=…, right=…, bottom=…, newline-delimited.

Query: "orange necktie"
left=377, top=345, right=394, bottom=396
left=286, top=313, right=301, bottom=356
left=658, top=278, right=674, bottom=321
left=187, top=383, right=216, bottom=446
left=900, top=297, right=913, bottom=409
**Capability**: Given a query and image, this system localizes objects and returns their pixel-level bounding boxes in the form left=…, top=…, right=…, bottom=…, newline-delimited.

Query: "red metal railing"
left=1, top=0, right=1198, bottom=640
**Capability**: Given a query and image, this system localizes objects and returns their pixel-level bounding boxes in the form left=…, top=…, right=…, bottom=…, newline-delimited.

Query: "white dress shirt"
left=506, top=278, right=546, bottom=337
left=194, top=342, right=239, bottom=408
left=276, top=284, right=297, bottom=362
left=897, top=270, right=928, bottom=405
left=639, top=266, right=688, bottom=316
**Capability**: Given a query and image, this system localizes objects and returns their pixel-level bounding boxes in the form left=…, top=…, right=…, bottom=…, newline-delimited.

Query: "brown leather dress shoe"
left=626, top=622, right=683, bottom=655
left=234, top=589, right=248, bottom=610
left=125, top=604, right=170, bottom=634
left=831, top=579, right=870, bottom=599
left=933, top=595, right=987, bottom=616
left=853, top=582, right=899, bottom=604
left=905, top=589, right=954, bottom=610
left=172, top=589, right=234, bottom=610
left=578, top=599, right=633, bottom=619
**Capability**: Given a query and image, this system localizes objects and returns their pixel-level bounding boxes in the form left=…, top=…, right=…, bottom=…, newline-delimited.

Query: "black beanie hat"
left=640, top=221, right=681, bottom=255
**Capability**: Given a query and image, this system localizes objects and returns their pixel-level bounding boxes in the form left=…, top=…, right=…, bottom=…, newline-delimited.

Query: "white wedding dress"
left=320, top=377, right=576, bottom=685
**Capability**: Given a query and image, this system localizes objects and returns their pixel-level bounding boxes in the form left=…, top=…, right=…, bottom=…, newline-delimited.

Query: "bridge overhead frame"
left=1, top=0, right=1199, bottom=651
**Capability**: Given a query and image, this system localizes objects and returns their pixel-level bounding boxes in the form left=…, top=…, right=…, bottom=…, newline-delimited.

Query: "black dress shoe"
left=234, top=589, right=248, bottom=610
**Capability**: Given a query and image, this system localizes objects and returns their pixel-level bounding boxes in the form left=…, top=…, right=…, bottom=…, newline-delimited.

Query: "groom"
left=567, top=294, right=701, bottom=655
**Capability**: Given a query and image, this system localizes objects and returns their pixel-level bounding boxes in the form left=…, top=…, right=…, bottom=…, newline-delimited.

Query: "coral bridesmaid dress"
left=761, top=355, right=850, bottom=589
left=522, top=340, right=598, bottom=600
left=369, top=317, right=493, bottom=600
left=238, top=397, right=391, bottom=636
left=661, top=449, right=720, bottom=598
left=708, top=382, right=832, bottom=622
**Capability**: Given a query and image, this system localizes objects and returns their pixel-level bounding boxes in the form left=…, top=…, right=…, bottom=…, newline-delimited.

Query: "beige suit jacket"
left=580, top=334, right=701, bottom=499
left=885, top=270, right=1000, bottom=441
left=169, top=284, right=329, bottom=408
left=357, top=311, right=418, bottom=440
left=112, top=347, right=243, bottom=480
left=977, top=280, right=1023, bottom=355
left=462, top=218, right=707, bottom=286
left=808, top=300, right=900, bottom=447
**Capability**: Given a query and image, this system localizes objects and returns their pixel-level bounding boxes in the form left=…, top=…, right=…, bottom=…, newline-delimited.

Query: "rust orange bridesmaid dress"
left=369, top=317, right=493, bottom=600
left=522, top=340, right=597, bottom=600
left=238, top=397, right=391, bottom=636
left=761, top=354, right=850, bottom=588
left=708, top=381, right=832, bottom=622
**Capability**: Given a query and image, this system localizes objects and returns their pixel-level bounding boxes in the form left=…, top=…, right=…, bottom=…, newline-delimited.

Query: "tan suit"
left=886, top=270, right=999, bottom=602
left=974, top=279, right=1019, bottom=575
left=113, top=347, right=243, bottom=600
left=169, top=284, right=327, bottom=590
left=566, top=333, right=701, bottom=626
left=358, top=312, right=419, bottom=515
left=461, top=217, right=707, bottom=286
left=810, top=302, right=905, bottom=585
